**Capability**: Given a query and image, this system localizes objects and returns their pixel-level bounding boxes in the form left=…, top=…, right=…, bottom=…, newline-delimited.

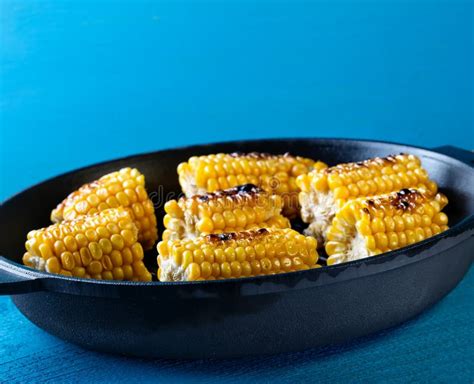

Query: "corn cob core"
left=51, top=167, right=158, bottom=250
left=157, top=228, right=319, bottom=281
left=325, top=189, right=449, bottom=265
left=23, top=208, right=152, bottom=281
left=163, top=183, right=290, bottom=241
left=296, top=154, right=438, bottom=245
left=177, top=152, right=327, bottom=218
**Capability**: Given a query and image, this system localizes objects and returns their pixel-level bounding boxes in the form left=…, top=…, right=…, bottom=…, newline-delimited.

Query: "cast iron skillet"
left=0, top=138, right=473, bottom=359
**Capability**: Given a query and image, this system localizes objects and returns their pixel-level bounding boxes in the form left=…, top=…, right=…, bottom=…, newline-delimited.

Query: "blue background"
left=0, top=0, right=473, bottom=200
left=0, top=0, right=473, bottom=382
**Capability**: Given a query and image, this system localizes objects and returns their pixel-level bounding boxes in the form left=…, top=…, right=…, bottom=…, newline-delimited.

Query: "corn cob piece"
left=296, top=154, right=438, bottom=245
left=162, top=183, right=290, bottom=241
left=23, top=208, right=152, bottom=281
left=157, top=228, right=319, bottom=281
left=51, top=167, right=157, bottom=250
left=177, top=152, right=327, bottom=218
left=325, top=189, right=449, bottom=265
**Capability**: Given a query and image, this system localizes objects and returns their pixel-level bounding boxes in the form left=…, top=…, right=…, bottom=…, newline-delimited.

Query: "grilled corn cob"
left=51, top=167, right=158, bottom=250
left=23, top=208, right=152, bottom=281
left=325, top=189, right=449, bottom=265
left=297, top=154, right=438, bottom=245
left=157, top=228, right=319, bottom=281
left=177, top=152, right=327, bottom=218
left=162, top=184, right=290, bottom=241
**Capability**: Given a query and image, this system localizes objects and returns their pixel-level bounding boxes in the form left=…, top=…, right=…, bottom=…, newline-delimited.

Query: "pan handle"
left=432, top=145, right=474, bottom=166
left=0, top=257, right=43, bottom=295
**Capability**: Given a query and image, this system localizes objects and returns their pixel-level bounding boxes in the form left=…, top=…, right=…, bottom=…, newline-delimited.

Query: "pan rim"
left=2, top=136, right=473, bottom=206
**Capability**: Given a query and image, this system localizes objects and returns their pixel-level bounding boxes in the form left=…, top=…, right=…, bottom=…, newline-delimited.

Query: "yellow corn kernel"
left=46, top=257, right=61, bottom=274
left=162, top=184, right=290, bottom=240
left=187, top=263, right=201, bottom=281
left=433, top=212, right=448, bottom=226
left=365, top=235, right=376, bottom=251
left=179, top=152, right=326, bottom=218
left=371, top=218, right=385, bottom=233
left=50, top=167, right=157, bottom=250
left=23, top=208, right=151, bottom=281
left=374, top=232, right=388, bottom=250
left=324, top=189, right=449, bottom=265
left=297, top=154, right=438, bottom=245
left=157, top=228, right=319, bottom=281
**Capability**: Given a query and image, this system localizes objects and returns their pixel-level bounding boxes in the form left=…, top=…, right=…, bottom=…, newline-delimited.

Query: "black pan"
left=0, top=138, right=473, bottom=359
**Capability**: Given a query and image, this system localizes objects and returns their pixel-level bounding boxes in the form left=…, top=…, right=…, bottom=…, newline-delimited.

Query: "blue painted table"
left=0, top=272, right=473, bottom=383
left=0, top=0, right=472, bottom=382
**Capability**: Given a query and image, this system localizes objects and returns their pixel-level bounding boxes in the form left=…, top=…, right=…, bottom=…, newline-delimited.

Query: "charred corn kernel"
left=50, top=167, right=157, bottom=250
left=162, top=184, right=290, bottom=240
left=178, top=152, right=326, bottom=218
left=157, top=228, right=319, bottom=281
left=23, top=208, right=152, bottom=281
left=325, top=189, right=449, bottom=265
left=297, top=153, right=438, bottom=245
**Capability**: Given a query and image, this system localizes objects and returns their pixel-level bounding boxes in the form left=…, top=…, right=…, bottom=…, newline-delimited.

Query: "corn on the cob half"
left=325, top=189, right=449, bottom=265
left=296, top=154, right=438, bottom=245
left=23, top=208, right=152, bottom=281
left=162, top=183, right=290, bottom=241
left=157, top=228, right=319, bottom=281
left=177, top=152, right=327, bottom=218
left=51, top=167, right=158, bottom=250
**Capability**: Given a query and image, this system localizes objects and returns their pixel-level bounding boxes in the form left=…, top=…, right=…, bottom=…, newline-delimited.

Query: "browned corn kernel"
left=325, top=188, right=449, bottom=265
left=157, top=228, right=319, bottom=281
left=162, top=183, right=290, bottom=241
left=51, top=167, right=158, bottom=250
left=23, top=208, right=152, bottom=281
left=296, top=153, right=438, bottom=245
left=177, top=152, right=327, bottom=218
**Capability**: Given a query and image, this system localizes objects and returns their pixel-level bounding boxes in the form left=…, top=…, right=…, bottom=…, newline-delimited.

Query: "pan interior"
left=1, top=139, right=473, bottom=273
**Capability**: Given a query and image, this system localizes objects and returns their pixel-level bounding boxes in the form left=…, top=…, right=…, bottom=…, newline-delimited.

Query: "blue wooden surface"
left=0, top=271, right=473, bottom=383
left=0, top=0, right=473, bottom=382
